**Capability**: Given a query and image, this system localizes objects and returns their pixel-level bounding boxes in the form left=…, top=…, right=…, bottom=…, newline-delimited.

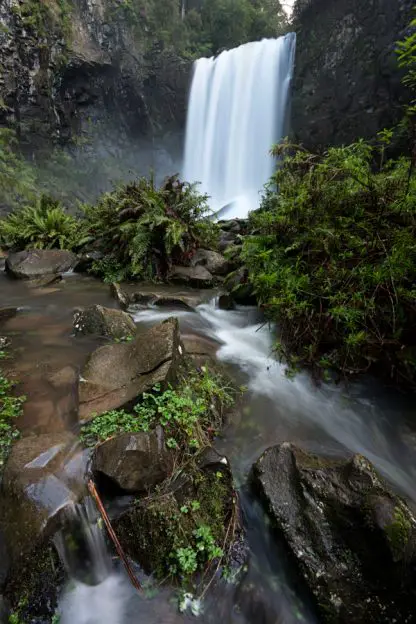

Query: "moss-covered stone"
left=115, top=453, right=239, bottom=580
left=4, top=541, right=64, bottom=623
left=253, top=443, right=416, bottom=624
left=384, top=506, right=413, bottom=561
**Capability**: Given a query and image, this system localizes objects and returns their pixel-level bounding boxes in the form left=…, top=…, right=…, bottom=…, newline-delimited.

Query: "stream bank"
left=1, top=269, right=416, bottom=623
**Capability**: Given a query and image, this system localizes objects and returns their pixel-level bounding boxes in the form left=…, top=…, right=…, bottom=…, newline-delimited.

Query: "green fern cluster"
left=242, top=139, right=416, bottom=388
left=0, top=195, right=78, bottom=251
left=82, top=175, right=218, bottom=281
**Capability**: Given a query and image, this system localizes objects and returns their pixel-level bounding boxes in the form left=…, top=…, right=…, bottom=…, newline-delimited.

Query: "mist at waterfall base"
left=59, top=300, right=416, bottom=624
left=183, top=34, right=296, bottom=220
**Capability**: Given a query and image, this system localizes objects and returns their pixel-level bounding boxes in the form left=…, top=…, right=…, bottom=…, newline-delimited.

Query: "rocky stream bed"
left=1, top=252, right=416, bottom=624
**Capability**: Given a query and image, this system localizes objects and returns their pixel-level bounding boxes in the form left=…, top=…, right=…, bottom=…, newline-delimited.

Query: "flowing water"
left=183, top=34, right=296, bottom=219
left=2, top=274, right=416, bottom=623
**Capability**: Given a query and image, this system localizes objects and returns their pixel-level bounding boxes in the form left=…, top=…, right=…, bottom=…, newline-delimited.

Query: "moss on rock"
left=115, top=454, right=239, bottom=581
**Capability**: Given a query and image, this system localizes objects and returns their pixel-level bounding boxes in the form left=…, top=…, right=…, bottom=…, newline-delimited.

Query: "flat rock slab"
left=79, top=317, right=185, bottom=421
left=5, top=250, right=77, bottom=279
left=253, top=443, right=416, bottom=623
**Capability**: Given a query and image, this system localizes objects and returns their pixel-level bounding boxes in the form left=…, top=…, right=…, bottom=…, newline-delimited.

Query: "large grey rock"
left=190, top=249, right=229, bottom=276
left=79, top=317, right=185, bottom=421
left=93, top=428, right=172, bottom=493
left=73, top=304, right=136, bottom=340
left=253, top=443, right=416, bottom=623
left=169, top=265, right=214, bottom=288
left=5, top=250, right=77, bottom=279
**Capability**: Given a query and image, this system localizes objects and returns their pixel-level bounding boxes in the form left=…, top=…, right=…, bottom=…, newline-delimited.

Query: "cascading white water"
left=183, top=34, right=296, bottom=219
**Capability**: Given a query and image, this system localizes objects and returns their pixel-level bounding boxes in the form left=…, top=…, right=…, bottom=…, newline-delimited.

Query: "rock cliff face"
left=292, top=0, right=414, bottom=148
left=0, top=0, right=189, bottom=155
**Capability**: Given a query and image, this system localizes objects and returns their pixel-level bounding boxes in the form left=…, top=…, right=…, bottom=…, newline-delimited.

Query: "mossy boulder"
left=3, top=541, right=64, bottom=623
left=253, top=443, right=416, bottom=623
left=115, top=448, right=243, bottom=579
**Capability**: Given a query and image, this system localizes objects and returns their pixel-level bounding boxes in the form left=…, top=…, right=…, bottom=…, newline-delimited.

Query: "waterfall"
left=183, top=33, right=296, bottom=220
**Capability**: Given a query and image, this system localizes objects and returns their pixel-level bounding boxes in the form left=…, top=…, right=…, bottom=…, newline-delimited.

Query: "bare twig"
left=88, top=479, right=142, bottom=593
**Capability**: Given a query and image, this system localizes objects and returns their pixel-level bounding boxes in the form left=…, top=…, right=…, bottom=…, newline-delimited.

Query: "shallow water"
left=1, top=273, right=416, bottom=623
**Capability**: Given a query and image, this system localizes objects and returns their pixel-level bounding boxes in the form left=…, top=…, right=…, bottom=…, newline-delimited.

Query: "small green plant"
left=80, top=368, right=235, bottom=450
left=0, top=195, right=78, bottom=251
left=170, top=524, right=224, bottom=577
left=0, top=366, right=25, bottom=470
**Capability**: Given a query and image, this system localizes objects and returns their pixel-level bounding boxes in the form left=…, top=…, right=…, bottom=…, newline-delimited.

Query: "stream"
left=1, top=272, right=416, bottom=624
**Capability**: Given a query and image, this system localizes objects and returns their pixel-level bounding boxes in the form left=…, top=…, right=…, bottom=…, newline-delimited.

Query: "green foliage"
left=242, top=139, right=416, bottom=387
left=13, top=0, right=72, bottom=42
left=0, top=356, right=24, bottom=471
left=385, top=506, right=412, bottom=560
left=108, top=0, right=287, bottom=58
left=171, top=524, right=223, bottom=576
left=195, top=0, right=287, bottom=55
left=0, top=195, right=78, bottom=251
left=80, top=367, right=235, bottom=449
left=81, top=175, right=218, bottom=281
left=397, top=11, right=416, bottom=94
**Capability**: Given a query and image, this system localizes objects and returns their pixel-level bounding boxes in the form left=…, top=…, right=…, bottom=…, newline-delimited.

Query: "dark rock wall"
left=0, top=0, right=190, bottom=152
left=292, top=0, right=414, bottom=148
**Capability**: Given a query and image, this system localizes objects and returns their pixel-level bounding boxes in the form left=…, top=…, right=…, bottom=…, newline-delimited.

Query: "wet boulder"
left=73, top=304, right=136, bottom=340
left=78, top=317, right=186, bottom=421
left=109, top=283, right=131, bottom=310
left=169, top=265, right=214, bottom=288
left=92, top=427, right=172, bottom=493
left=182, top=333, right=221, bottom=367
left=73, top=251, right=103, bottom=274
left=0, top=432, right=79, bottom=567
left=5, top=250, right=77, bottom=279
left=224, top=267, right=256, bottom=305
left=191, top=249, right=229, bottom=276
left=253, top=443, right=416, bottom=623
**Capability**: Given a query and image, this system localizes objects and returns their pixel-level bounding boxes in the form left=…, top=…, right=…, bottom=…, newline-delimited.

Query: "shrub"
left=0, top=194, right=78, bottom=250
left=81, top=175, right=218, bottom=282
left=242, top=139, right=416, bottom=388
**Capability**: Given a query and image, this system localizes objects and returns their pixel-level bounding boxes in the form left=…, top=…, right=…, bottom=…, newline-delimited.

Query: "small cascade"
left=183, top=34, right=296, bottom=219
left=54, top=496, right=111, bottom=586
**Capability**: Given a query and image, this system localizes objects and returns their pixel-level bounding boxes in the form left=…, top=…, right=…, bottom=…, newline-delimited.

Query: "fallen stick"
left=88, top=479, right=142, bottom=592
